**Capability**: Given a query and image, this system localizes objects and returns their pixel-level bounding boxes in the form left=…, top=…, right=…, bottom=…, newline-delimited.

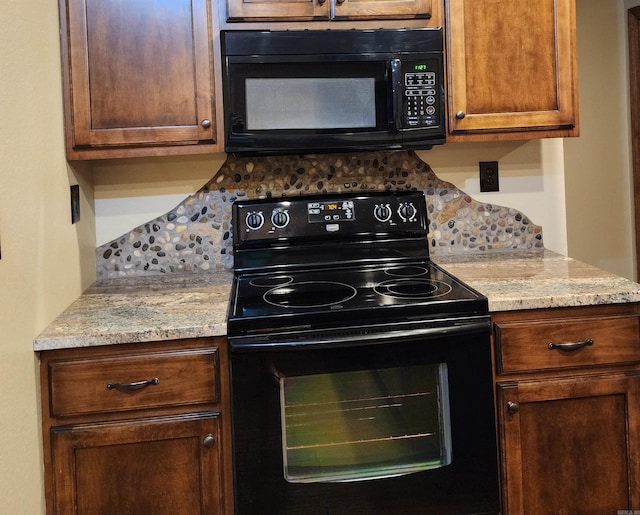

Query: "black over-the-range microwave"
left=220, top=28, right=446, bottom=155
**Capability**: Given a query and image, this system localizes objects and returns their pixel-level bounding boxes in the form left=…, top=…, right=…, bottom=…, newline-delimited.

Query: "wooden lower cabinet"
left=40, top=338, right=233, bottom=515
left=497, top=374, right=640, bottom=514
left=52, top=413, right=222, bottom=514
left=493, top=304, right=640, bottom=514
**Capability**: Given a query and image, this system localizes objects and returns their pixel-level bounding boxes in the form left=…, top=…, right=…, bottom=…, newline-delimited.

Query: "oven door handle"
left=229, top=316, right=491, bottom=352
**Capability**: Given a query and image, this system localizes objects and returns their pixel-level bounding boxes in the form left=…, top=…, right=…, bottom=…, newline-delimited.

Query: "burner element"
left=250, top=276, right=294, bottom=288
left=264, top=281, right=358, bottom=308
left=374, top=278, right=452, bottom=299
left=384, top=266, right=429, bottom=278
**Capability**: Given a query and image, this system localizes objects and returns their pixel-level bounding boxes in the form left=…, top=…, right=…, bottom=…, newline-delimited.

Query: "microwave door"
left=223, top=59, right=402, bottom=154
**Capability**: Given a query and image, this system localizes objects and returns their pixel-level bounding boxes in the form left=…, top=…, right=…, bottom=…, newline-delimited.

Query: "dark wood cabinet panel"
left=52, top=413, right=222, bottom=515
left=227, top=0, right=331, bottom=21
left=226, top=0, right=432, bottom=22
left=60, top=0, right=220, bottom=158
left=445, top=0, right=579, bottom=141
left=497, top=374, right=640, bottom=514
left=493, top=304, right=640, bottom=515
left=40, top=338, right=234, bottom=515
left=495, top=314, right=640, bottom=373
left=49, top=348, right=219, bottom=417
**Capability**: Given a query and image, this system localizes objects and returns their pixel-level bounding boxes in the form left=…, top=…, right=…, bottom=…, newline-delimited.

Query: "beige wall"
left=424, top=138, right=568, bottom=256
left=0, top=1, right=96, bottom=513
left=1, top=0, right=638, bottom=513
left=564, top=0, right=638, bottom=280
left=93, top=154, right=227, bottom=245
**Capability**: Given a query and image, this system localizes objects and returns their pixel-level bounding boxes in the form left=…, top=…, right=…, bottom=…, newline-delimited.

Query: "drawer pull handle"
left=203, top=434, right=215, bottom=448
left=507, top=401, right=519, bottom=414
left=548, top=339, right=594, bottom=352
left=106, top=377, right=160, bottom=392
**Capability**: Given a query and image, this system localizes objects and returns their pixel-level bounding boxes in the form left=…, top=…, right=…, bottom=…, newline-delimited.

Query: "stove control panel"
left=233, top=191, right=428, bottom=245
left=308, top=200, right=355, bottom=224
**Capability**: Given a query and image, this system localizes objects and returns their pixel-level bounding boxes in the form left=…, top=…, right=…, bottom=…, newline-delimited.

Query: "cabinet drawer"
left=495, top=315, right=640, bottom=374
left=48, top=349, right=219, bottom=417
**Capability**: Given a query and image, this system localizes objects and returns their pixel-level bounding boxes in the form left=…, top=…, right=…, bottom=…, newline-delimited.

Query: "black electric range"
left=227, top=191, right=489, bottom=350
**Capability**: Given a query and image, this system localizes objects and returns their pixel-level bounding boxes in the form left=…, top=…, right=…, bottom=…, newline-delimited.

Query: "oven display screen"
left=307, top=201, right=355, bottom=223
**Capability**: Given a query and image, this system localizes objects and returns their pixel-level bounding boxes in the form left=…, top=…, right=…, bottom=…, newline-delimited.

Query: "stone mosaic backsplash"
left=96, top=151, right=543, bottom=279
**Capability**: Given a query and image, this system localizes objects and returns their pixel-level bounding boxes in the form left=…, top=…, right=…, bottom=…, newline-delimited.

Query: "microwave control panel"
left=403, top=61, right=441, bottom=129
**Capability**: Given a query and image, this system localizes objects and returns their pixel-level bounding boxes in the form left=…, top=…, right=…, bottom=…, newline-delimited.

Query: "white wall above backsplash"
left=423, top=138, right=568, bottom=256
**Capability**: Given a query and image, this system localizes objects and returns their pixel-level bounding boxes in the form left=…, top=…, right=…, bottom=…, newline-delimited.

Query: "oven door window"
left=279, top=364, right=451, bottom=483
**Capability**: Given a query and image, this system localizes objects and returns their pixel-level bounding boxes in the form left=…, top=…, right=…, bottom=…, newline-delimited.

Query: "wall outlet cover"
left=479, top=161, right=499, bottom=192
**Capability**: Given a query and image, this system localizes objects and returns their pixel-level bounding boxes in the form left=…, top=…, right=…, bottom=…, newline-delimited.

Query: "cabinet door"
left=227, top=0, right=331, bottom=21
left=332, top=0, right=432, bottom=21
left=226, top=0, right=431, bottom=21
left=63, top=0, right=215, bottom=149
left=497, top=374, right=640, bottom=514
left=446, top=0, right=578, bottom=138
left=51, top=413, right=222, bottom=515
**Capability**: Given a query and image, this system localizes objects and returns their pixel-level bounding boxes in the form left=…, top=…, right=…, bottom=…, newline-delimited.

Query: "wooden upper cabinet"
left=60, top=0, right=219, bottom=159
left=226, top=0, right=432, bottom=22
left=445, top=0, right=579, bottom=140
left=227, top=0, right=331, bottom=21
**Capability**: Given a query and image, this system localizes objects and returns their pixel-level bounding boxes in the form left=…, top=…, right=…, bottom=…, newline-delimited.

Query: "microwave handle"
left=389, top=59, right=403, bottom=132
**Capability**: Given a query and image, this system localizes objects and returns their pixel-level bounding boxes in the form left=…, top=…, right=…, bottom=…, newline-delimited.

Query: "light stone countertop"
left=33, top=272, right=233, bottom=351
left=433, top=249, right=640, bottom=312
left=34, top=250, right=640, bottom=351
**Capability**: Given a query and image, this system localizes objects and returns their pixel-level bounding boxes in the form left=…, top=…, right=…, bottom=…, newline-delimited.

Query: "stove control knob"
left=271, top=208, right=290, bottom=229
left=245, top=211, right=265, bottom=231
left=398, top=202, right=417, bottom=222
left=374, top=203, right=392, bottom=223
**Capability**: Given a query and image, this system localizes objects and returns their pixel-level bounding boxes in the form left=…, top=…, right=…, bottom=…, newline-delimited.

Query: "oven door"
left=229, top=330, right=500, bottom=515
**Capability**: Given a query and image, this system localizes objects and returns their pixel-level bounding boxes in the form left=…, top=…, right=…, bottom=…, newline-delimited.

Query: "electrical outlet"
left=479, top=161, right=499, bottom=192
left=70, top=184, right=80, bottom=224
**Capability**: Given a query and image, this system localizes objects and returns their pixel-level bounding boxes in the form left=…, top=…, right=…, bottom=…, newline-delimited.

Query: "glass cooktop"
left=227, top=261, right=487, bottom=339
